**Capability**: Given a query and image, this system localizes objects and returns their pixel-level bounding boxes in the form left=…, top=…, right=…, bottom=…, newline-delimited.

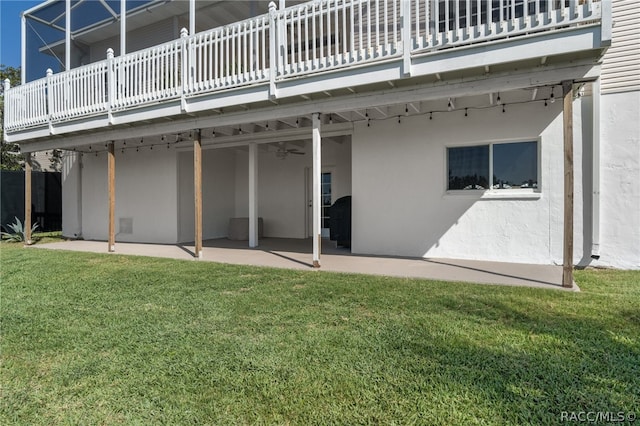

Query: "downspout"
left=591, top=79, right=601, bottom=259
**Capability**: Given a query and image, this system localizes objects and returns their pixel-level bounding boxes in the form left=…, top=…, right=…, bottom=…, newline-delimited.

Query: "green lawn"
left=1, top=242, right=638, bottom=425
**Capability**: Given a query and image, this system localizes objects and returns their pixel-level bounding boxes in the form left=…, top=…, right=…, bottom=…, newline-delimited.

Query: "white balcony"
left=3, top=0, right=610, bottom=144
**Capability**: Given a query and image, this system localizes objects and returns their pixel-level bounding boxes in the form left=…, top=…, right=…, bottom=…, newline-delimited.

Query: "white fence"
left=4, top=0, right=602, bottom=133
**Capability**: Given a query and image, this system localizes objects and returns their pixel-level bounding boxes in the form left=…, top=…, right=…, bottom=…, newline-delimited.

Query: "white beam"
left=184, top=123, right=353, bottom=150
left=99, top=0, right=118, bottom=19
left=333, top=111, right=351, bottom=122
left=24, top=13, right=66, bottom=32
left=373, top=106, right=388, bottom=118
left=65, top=0, right=71, bottom=70
left=278, top=117, right=299, bottom=128
left=21, top=15, right=26, bottom=84
left=52, top=0, right=83, bottom=26
left=249, top=142, right=258, bottom=248
left=312, top=113, right=321, bottom=268
left=120, top=0, right=126, bottom=55
left=189, top=0, right=195, bottom=37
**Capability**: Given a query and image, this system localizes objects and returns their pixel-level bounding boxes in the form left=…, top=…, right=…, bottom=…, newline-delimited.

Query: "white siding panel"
left=601, top=0, right=640, bottom=94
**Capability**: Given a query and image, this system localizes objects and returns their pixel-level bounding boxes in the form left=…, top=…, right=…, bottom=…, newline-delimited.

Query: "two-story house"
left=3, top=0, right=639, bottom=286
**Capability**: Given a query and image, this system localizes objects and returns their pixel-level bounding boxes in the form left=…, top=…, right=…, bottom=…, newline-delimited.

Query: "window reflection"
left=493, top=142, right=537, bottom=189
left=447, top=141, right=538, bottom=191
left=448, top=145, right=489, bottom=190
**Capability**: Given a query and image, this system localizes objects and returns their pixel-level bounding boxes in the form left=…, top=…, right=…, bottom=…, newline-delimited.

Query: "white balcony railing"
left=4, top=0, right=603, bottom=134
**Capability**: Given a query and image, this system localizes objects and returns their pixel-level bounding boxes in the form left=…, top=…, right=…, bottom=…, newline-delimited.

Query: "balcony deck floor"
left=34, top=237, right=575, bottom=291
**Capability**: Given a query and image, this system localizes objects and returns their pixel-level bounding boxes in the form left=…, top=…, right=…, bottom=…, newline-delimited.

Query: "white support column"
left=249, top=142, right=259, bottom=248
left=189, top=0, right=195, bottom=37
left=21, top=14, right=26, bottom=83
left=401, top=0, right=412, bottom=76
left=120, top=0, right=126, bottom=56
left=65, top=0, right=71, bottom=70
left=312, top=113, right=322, bottom=268
left=268, top=1, right=277, bottom=98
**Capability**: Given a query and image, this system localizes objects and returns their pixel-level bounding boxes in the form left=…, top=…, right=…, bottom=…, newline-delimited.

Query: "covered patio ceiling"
left=56, top=85, right=576, bottom=156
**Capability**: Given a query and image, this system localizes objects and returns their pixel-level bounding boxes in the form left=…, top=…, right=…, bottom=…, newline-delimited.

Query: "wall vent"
left=119, top=217, right=133, bottom=234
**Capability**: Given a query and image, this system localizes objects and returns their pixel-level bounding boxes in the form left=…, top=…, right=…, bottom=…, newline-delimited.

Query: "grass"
left=1, top=242, right=639, bottom=425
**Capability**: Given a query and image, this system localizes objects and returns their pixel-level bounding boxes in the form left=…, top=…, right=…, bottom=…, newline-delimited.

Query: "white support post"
left=601, top=0, right=612, bottom=46
left=180, top=27, right=189, bottom=110
left=401, top=0, right=412, bottom=76
left=312, top=113, right=322, bottom=268
left=268, top=1, right=278, bottom=98
left=120, top=0, right=126, bottom=56
left=21, top=14, right=26, bottom=83
left=249, top=142, right=259, bottom=248
left=106, top=48, right=114, bottom=123
left=189, top=0, right=195, bottom=37
left=46, top=69, right=53, bottom=132
left=66, top=0, right=71, bottom=70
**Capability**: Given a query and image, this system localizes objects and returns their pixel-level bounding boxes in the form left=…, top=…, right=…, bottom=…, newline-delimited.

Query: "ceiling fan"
left=274, top=142, right=305, bottom=159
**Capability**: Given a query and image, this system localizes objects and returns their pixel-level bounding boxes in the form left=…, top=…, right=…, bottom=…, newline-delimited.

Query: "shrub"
left=1, top=217, right=39, bottom=242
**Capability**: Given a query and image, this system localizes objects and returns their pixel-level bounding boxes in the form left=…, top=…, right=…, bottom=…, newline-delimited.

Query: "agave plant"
left=1, top=217, right=39, bottom=242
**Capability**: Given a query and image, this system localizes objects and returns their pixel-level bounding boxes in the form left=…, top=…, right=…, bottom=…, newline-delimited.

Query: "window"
left=447, top=141, right=538, bottom=191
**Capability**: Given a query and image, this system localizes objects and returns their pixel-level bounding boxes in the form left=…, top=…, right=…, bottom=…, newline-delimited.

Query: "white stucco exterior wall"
left=177, top=149, right=236, bottom=243
left=61, top=90, right=637, bottom=269
left=79, top=148, right=178, bottom=244
left=61, top=152, right=82, bottom=239
left=351, top=97, right=591, bottom=265
left=593, top=91, right=640, bottom=269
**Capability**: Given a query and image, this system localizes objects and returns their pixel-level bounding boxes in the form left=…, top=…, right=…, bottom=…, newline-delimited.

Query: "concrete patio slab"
left=34, top=238, right=577, bottom=291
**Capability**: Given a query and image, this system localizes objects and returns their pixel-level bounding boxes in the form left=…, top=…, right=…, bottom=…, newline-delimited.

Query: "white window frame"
left=444, top=136, right=542, bottom=199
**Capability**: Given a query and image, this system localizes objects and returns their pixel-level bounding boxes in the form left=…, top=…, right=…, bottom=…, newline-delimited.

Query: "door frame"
left=305, top=166, right=335, bottom=238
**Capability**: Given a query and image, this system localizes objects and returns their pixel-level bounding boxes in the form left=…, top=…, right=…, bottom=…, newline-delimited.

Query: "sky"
left=1, top=0, right=41, bottom=68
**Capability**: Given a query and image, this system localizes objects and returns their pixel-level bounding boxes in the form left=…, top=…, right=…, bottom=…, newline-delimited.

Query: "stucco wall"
left=351, top=96, right=590, bottom=265
left=79, top=148, right=178, bottom=243
left=594, top=91, right=640, bottom=269
left=61, top=152, right=82, bottom=239
left=61, top=90, right=637, bottom=268
left=177, top=149, right=236, bottom=243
